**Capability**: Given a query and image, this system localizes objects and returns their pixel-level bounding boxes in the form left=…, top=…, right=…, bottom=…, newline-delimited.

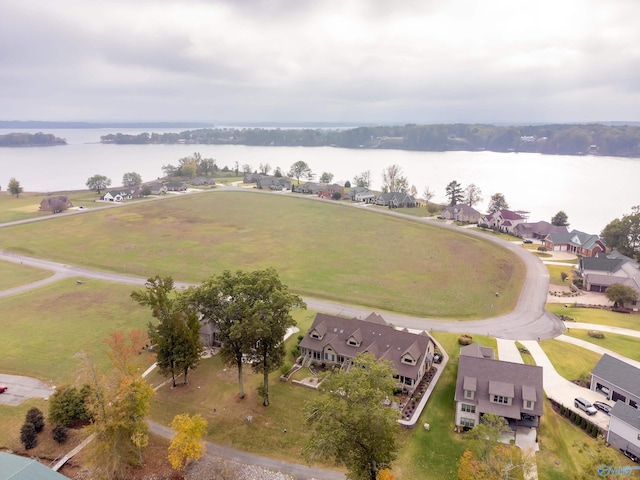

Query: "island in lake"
left=0, top=132, right=66, bottom=147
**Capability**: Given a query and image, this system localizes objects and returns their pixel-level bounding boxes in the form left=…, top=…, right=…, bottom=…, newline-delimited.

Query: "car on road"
left=0, top=385, right=7, bottom=394
left=593, top=401, right=612, bottom=415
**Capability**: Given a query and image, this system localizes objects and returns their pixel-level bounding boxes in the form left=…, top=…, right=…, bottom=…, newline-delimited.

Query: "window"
left=493, top=395, right=509, bottom=404
left=404, top=377, right=413, bottom=386
left=525, top=400, right=533, bottom=409
left=460, top=418, right=475, bottom=428
left=348, top=339, right=357, bottom=346
left=311, top=332, right=320, bottom=339
left=402, top=356, right=414, bottom=364
left=461, top=404, right=476, bottom=413
left=465, top=390, right=474, bottom=399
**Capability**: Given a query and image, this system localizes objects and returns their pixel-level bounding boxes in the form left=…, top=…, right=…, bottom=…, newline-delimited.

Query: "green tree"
left=86, top=174, right=111, bottom=195
left=601, top=206, right=640, bottom=260
left=605, top=283, right=638, bottom=307
left=168, top=413, right=208, bottom=470
left=551, top=210, right=570, bottom=226
left=20, top=422, right=37, bottom=450
left=320, top=172, right=334, bottom=183
left=122, top=172, right=142, bottom=186
left=242, top=269, right=305, bottom=406
left=189, top=269, right=304, bottom=403
left=288, top=160, right=313, bottom=185
left=131, top=276, right=202, bottom=387
left=304, top=352, right=400, bottom=480
left=25, top=407, right=45, bottom=433
left=488, top=193, right=510, bottom=213
left=445, top=180, right=464, bottom=206
left=8, top=177, right=23, bottom=198
left=464, top=183, right=483, bottom=207
left=353, top=170, right=371, bottom=188
left=48, top=384, right=92, bottom=427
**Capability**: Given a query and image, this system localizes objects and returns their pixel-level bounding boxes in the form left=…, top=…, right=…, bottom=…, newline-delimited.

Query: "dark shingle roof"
left=300, top=313, right=433, bottom=380
left=455, top=348, right=544, bottom=419
left=611, top=400, right=640, bottom=430
left=591, top=354, right=640, bottom=398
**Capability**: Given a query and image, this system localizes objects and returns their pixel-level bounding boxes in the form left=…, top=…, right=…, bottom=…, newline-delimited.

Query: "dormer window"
left=402, top=354, right=415, bottom=365
left=311, top=331, right=321, bottom=339
left=347, top=338, right=359, bottom=346
left=524, top=400, right=534, bottom=410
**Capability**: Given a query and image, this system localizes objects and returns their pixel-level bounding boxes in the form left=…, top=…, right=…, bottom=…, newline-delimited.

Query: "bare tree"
left=353, top=170, right=371, bottom=188
left=464, top=183, right=483, bottom=207
left=381, top=165, right=408, bottom=193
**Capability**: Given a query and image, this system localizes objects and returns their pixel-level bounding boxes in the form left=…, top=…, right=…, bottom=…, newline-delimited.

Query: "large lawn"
left=0, top=190, right=100, bottom=223
left=0, top=260, right=53, bottom=290
left=547, top=303, right=640, bottom=331
left=564, top=329, right=640, bottom=361
left=0, top=190, right=525, bottom=318
left=539, top=339, right=601, bottom=382
left=0, top=278, right=154, bottom=384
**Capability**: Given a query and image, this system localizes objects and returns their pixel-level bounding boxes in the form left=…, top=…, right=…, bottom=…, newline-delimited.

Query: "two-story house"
left=454, top=343, right=543, bottom=430
left=299, top=312, right=435, bottom=394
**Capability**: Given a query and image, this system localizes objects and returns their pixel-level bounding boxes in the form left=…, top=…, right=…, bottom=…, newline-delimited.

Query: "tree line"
left=100, top=123, right=640, bottom=157
left=0, top=132, right=66, bottom=146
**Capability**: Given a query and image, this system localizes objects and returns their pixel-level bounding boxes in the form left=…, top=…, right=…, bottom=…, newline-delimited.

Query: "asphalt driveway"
left=0, top=374, right=55, bottom=406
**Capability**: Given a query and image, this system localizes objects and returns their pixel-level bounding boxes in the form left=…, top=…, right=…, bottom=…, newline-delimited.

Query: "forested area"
left=100, top=123, right=640, bottom=157
left=0, top=132, right=66, bottom=146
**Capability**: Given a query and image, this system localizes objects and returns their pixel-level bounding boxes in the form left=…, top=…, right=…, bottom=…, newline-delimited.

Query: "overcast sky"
left=2, top=0, right=639, bottom=125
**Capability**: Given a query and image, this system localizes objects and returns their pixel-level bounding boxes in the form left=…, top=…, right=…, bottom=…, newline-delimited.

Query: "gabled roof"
left=580, top=256, right=625, bottom=274
left=611, top=400, right=640, bottom=430
left=455, top=345, right=544, bottom=419
left=442, top=205, right=481, bottom=217
left=460, top=342, right=495, bottom=359
left=299, top=313, right=433, bottom=380
left=591, top=354, right=640, bottom=397
left=547, top=229, right=604, bottom=250
left=498, top=209, right=525, bottom=220
left=514, top=221, right=568, bottom=237
left=0, top=452, right=69, bottom=480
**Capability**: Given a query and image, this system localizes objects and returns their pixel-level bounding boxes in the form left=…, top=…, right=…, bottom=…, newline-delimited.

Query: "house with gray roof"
left=543, top=229, right=606, bottom=257
left=579, top=251, right=640, bottom=308
left=607, top=401, right=640, bottom=460
left=513, top=221, right=568, bottom=240
left=256, top=175, right=291, bottom=191
left=298, top=312, right=435, bottom=394
left=454, top=343, right=543, bottom=429
left=296, top=182, right=323, bottom=195
left=375, top=192, right=416, bottom=208
left=0, top=451, right=69, bottom=480
left=441, top=205, right=481, bottom=223
left=590, top=354, right=640, bottom=408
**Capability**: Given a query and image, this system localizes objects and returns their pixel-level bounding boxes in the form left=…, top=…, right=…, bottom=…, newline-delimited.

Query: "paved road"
left=147, top=420, right=346, bottom=480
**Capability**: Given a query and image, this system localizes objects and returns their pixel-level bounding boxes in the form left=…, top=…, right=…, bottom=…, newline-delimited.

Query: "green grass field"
left=564, top=329, right=640, bottom=361
left=0, top=190, right=102, bottom=223
left=545, top=264, right=578, bottom=287
left=547, top=303, right=640, bottom=330
left=539, top=339, right=601, bottom=382
left=0, top=190, right=525, bottom=318
left=0, top=260, right=53, bottom=290
left=0, top=278, right=155, bottom=384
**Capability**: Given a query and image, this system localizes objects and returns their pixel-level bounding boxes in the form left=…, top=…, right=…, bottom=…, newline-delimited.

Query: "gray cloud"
left=1, top=0, right=639, bottom=123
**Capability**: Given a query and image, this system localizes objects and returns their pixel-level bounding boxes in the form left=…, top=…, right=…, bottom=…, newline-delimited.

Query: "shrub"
left=48, top=384, right=92, bottom=428
left=561, top=272, right=569, bottom=282
left=25, top=408, right=45, bottom=433
left=537, top=246, right=548, bottom=252
left=458, top=334, right=473, bottom=346
left=20, top=422, right=37, bottom=450
left=280, top=362, right=292, bottom=375
left=331, top=192, right=342, bottom=200
left=588, top=330, right=605, bottom=339
left=52, top=425, right=69, bottom=444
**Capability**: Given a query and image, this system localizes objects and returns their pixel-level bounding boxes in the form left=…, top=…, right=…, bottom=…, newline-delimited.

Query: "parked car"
left=0, top=385, right=7, bottom=394
left=522, top=239, right=533, bottom=244
left=574, top=397, right=598, bottom=415
left=621, top=449, right=640, bottom=464
left=593, top=401, right=612, bottom=415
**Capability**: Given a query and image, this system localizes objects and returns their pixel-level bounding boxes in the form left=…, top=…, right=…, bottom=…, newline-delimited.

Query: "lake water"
left=1, top=127, right=638, bottom=234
